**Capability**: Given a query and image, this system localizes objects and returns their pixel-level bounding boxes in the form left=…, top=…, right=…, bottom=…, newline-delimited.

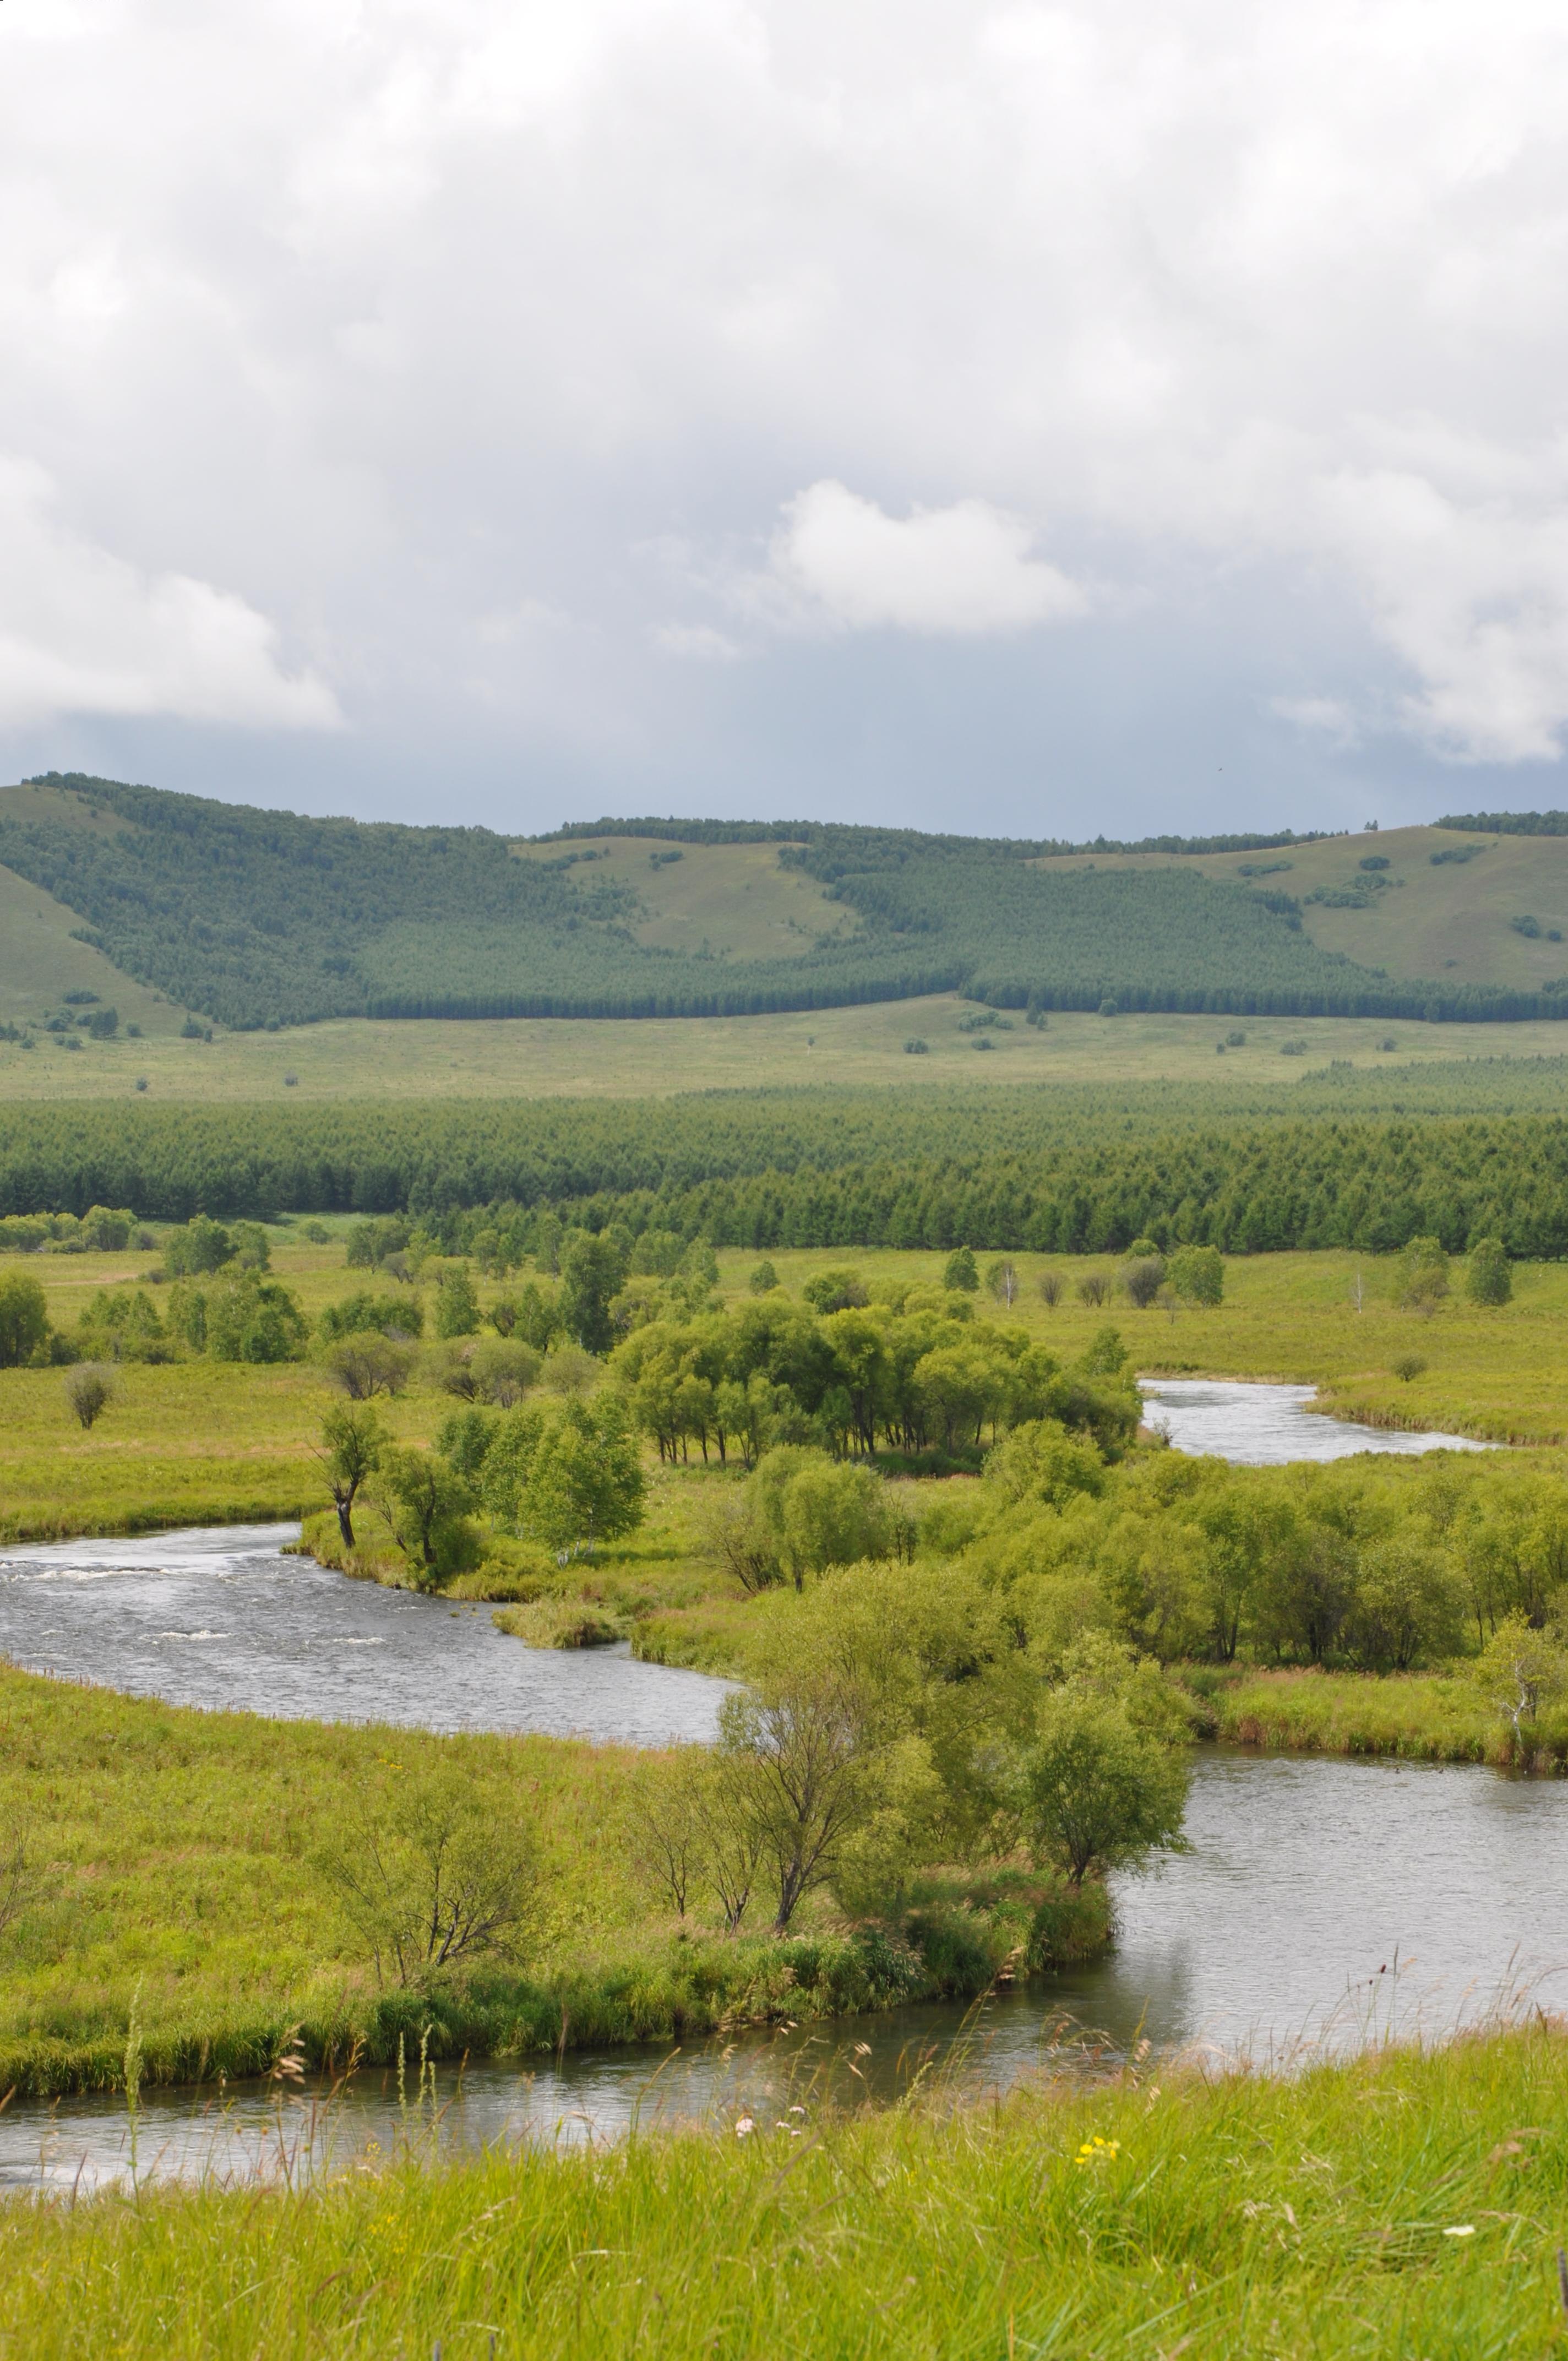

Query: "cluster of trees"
left=7, top=1086, right=1568, bottom=1259
left=607, top=1271, right=1141, bottom=1468
left=629, top=1577, right=1191, bottom=1936
left=13, top=776, right=1547, bottom=1031
left=0, top=1205, right=140, bottom=1255
left=934, top=1427, right=1568, bottom=1675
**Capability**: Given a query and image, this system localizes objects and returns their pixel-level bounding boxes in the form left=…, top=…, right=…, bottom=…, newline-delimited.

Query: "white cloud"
left=10, top=0, right=1568, bottom=795
left=759, top=481, right=1086, bottom=637
left=652, top=621, right=744, bottom=660
left=0, top=458, right=337, bottom=731
left=1270, top=695, right=1363, bottom=751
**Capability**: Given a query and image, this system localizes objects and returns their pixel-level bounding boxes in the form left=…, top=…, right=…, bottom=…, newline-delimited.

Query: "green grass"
left=0, top=2022, right=1564, bottom=2355
left=7, top=1233, right=1566, bottom=1550
left=1044, top=818, right=1568, bottom=992
left=1202, top=1667, right=1568, bottom=1767
left=12, top=994, right=1568, bottom=1100
left=0, top=1665, right=1102, bottom=2099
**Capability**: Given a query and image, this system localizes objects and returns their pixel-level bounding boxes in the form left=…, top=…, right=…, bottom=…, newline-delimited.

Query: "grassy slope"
left=7, top=995, right=1568, bottom=1099
left=0, top=2025, right=1564, bottom=2357
left=1046, top=820, right=1568, bottom=991
left=515, top=833, right=863, bottom=959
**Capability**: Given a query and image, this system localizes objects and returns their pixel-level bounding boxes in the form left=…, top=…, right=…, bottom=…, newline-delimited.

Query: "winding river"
left=0, top=1380, right=1547, bottom=2189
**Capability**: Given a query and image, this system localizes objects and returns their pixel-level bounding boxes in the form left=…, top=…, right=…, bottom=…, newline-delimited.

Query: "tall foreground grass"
left=1, top=2026, right=1564, bottom=2356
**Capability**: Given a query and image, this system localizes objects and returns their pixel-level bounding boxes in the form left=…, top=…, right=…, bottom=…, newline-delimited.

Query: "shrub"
left=943, top=1247, right=979, bottom=1293
left=1466, top=1236, right=1512, bottom=1306
left=64, top=1365, right=114, bottom=1429
left=0, top=1272, right=48, bottom=1368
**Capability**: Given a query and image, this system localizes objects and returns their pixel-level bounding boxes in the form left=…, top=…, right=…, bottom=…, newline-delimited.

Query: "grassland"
left=1043, top=818, right=1568, bottom=991
left=0, top=2022, right=1563, bottom=2357
left=0, top=1653, right=1106, bottom=2099
left=6, top=1232, right=1566, bottom=1548
left=514, top=832, right=864, bottom=959
left=6, top=995, right=1568, bottom=1099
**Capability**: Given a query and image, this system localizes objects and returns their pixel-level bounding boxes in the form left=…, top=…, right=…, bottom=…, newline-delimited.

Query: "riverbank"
left=0, top=1667, right=1104, bottom=2099
left=1201, top=1664, right=1568, bottom=1769
left=1, top=2020, right=1564, bottom=2355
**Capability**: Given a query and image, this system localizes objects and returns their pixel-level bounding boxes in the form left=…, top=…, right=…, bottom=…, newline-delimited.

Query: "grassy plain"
left=6, top=1231, right=1567, bottom=1546
left=6, top=992, right=1568, bottom=1097
left=0, top=2023, right=1563, bottom=2357
left=0, top=1663, right=1101, bottom=2099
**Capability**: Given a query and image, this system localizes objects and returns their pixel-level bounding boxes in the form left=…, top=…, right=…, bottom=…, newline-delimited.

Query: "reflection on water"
left=0, top=1524, right=729, bottom=1746
left=4, top=1748, right=1561, bottom=2191
left=1141, top=1377, right=1493, bottom=1465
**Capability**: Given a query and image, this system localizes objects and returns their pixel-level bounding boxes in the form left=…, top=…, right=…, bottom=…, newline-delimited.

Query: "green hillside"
left=3, top=774, right=1568, bottom=1033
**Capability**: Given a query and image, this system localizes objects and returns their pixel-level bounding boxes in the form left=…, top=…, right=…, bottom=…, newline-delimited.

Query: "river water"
left=0, top=1380, right=1539, bottom=2190
left=2, top=1747, right=1561, bottom=2193
left=1139, top=1377, right=1494, bottom=1463
left=0, top=1524, right=727, bottom=1745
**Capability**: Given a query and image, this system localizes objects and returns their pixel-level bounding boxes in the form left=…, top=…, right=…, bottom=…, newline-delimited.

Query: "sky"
left=4, top=0, right=1568, bottom=840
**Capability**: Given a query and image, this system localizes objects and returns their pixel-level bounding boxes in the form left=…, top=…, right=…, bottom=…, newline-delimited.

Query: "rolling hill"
left=2, top=773, right=1567, bottom=1037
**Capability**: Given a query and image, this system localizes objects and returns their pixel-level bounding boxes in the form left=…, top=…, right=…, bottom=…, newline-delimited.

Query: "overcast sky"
left=4, top=0, right=1568, bottom=839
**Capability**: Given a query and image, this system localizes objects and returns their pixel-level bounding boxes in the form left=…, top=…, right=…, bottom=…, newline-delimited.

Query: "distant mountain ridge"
left=1, top=774, right=1565, bottom=1032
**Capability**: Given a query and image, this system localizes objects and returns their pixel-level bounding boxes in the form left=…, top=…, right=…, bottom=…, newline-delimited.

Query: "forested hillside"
left=5, top=1077, right=1568, bottom=1254
left=4, top=774, right=1562, bottom=1032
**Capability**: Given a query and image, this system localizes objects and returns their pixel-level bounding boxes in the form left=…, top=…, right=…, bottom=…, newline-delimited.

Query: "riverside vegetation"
left=0, top=2025, right=1566, bottom=2357
left=2, top=1210, right=1567, bottom=2104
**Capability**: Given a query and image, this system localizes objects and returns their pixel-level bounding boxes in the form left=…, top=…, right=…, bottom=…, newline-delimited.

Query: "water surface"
left=0, top=1523, right=727, bottom=1745
left=1140, top=1377, right=1491, bottom=1465
left=4, top=1748, right=1560, bottom=2191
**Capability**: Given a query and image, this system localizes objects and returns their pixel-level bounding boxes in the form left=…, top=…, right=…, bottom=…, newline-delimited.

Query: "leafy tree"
left=1343, top=1536, right=1466, bottom=1670
left=433, top=1263, right=481, bottom=1339
left=434, top=1405, right=499, bottom=1482
left=1168, top=1244, right=1224, bottom=1305
left=373, top=1448, right=481, bottom=1587
left=748, top=1448, right=894, bottom=1588
left=943, top=1246, right=979, bottom=1293
left=497, top=1397, right=646, bottom=1559
left=314, top=1401, right=387, bottom=1548
left=318, top=1764, right=543, bottom=1987
left=1393, top=1234, right=1449, bottom=1314
left=982, top=1419, right=1105, bottom=1515
left=748, top=1260, right=780, bottom=1294
left=1471, top=1615, right=1568, bottom=1739
left=316, top=1292, right=423, bottom=1343
left=200, top=1273, right=308, bottom=1363
left=803, top=1266, right=870, bottom=1313
left=558, top=1233, right=629, bottom=1354
left=64, top=1365, right=114, bottom=1429
left=0, top=1272, right=48, bottom=1368
left=986, top=1257, right=1019, bottom=1307
left=161, top=1216, right=236, bottom=1277
left=324, top=1331, right=417, bottom=1399
left=1466, top=1237, right=1512, bottom=1306
left=1015, top=1695, right=1189, bottom=1885
left=1079, top=1325, right=1129, bottom=1377
left=75, top=1286, right=169, bottom=1364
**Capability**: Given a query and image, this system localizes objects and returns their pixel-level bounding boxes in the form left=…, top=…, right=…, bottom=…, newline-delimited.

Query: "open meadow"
left=6, top=995, right=1568, bottom=1100
left=6, top=1231, right=1568, bottom=1551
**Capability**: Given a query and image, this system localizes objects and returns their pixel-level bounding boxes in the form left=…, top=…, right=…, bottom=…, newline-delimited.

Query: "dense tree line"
left=6, top=1085, right=1568, bottom=1255
left=6, top=776, right=1555, bottom=1030
left=1438, top=811, right=1568, bottom=836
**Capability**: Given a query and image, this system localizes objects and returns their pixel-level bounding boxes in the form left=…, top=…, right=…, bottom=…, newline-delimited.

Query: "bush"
left=1466, top=1237, right=1512, bottom=1306
left=0, top=1272, right=48, bottom=1368
left=747, top=1261, right=779, bottom=1295
left=325, top=1331, right=417, bottom=1399
left=1120, top=1254, right=1166, bottom=1309
left=1168, top=1243, right=1224, bottom=1305
left=64, top=1365, right=114, bottom=1429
